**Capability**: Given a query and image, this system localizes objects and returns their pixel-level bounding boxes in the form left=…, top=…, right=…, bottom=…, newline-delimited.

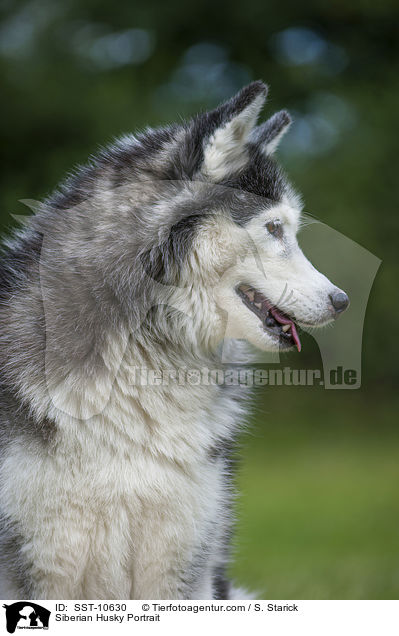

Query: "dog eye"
left=266, top=220, right=283, bottom=239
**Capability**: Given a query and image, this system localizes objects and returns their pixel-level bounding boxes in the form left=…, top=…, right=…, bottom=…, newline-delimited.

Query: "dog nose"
left=329, top=290, right=349, bottom=314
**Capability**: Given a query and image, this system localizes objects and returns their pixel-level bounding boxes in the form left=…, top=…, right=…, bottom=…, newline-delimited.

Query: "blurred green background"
left=0, top=0, right=398, bottom=599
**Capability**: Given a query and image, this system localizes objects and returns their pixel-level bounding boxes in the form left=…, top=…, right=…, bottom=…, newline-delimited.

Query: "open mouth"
left=236, top=284, right=301, bottom=352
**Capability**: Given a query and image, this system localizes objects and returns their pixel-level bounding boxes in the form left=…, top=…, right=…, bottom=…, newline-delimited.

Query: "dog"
left=0, top=81, right=349, bottom=599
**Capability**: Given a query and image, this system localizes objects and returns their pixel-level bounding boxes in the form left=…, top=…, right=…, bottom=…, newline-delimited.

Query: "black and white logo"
left=2, top=602, right=50, bottom=633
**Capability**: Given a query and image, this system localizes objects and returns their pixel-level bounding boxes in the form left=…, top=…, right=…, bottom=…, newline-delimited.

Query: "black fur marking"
left=221, top=152, right=287, bottom=224
left=213, top=566, right=231, bottom=600
left=139, top=214, right=206, bottom=284
left=251, top=109, right=292, bottom=148
left=218, top=80, right=267, bottom=121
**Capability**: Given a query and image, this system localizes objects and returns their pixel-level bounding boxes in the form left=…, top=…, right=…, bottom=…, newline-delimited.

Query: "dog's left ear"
left=200, top=81, right=268, bottom=180
left=250, top=109, right=292, bottom=155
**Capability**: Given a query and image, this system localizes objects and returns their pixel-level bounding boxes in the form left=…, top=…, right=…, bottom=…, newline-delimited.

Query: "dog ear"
left=200, top=81, right=268, bottom=180
left=250, top=109, right=292, bottom=155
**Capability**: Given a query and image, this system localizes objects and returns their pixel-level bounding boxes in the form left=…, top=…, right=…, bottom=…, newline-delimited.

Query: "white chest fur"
left=1, top=346, right=242, bottom=599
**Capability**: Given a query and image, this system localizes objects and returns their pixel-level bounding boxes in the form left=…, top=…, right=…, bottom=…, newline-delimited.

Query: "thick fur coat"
left=0, top=82, right=348, bottom=599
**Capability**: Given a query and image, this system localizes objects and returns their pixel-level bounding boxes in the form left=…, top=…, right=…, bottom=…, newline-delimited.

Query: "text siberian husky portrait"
left=0, top=81, right=349, bottom=599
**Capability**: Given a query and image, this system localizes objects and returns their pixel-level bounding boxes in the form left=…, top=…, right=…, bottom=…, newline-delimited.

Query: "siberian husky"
left=0, top=81, right=349, bottom=599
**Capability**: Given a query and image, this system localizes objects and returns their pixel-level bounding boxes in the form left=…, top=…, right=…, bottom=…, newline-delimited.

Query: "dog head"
left=133, top=81, right=349, bottom=353
left=40, top=81, right=349, bottom=360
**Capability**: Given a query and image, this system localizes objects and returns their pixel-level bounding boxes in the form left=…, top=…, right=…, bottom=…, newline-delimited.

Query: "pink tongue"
left=270, top=306, right=302, bottom=352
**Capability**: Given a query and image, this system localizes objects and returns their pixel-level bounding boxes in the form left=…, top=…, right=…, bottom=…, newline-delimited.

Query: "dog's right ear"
left=196, top=81, right=268, bottom=181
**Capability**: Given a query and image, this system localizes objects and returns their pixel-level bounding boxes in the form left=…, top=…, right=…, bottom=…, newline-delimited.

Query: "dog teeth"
left=246, top=290, right=255, bottom=302
left=281, top=324, right=291, bottom=332
left=254, top=302, right=262, bottom=309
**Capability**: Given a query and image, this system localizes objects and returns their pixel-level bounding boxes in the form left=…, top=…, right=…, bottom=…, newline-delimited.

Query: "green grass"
left=230, top=387, right=399, bottom=599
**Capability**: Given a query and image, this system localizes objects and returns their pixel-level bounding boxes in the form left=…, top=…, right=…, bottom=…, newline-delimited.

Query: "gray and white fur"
left=0, top=82, right=349, bottom=599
